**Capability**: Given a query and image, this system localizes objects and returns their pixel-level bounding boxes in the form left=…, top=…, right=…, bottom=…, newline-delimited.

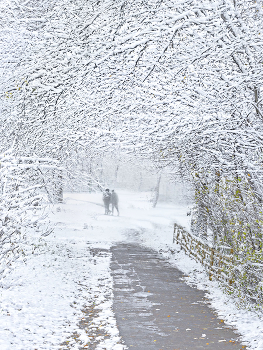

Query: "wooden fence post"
left=173, top=224, right=177, bottom=243
left=177, top=226, right=180, bottom=243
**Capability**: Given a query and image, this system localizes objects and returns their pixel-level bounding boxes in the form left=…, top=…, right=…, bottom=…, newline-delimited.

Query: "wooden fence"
left=173, top=223, right=263, bottom=304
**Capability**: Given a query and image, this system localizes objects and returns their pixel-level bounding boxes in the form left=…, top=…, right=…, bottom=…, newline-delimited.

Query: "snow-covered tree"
left=0, top=147, right=51, bottom=277
left=2, top=0, right=263, bottom=259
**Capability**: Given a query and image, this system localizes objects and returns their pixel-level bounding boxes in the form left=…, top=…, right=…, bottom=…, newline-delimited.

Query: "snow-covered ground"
left=0, top=190, right=262, bottom=349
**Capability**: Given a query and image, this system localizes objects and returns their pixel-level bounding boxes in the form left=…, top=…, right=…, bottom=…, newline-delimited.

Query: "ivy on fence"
left=173, top=223, right=263, bottom=306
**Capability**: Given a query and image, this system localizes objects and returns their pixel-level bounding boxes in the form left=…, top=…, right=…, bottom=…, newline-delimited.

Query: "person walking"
left=103, top=188, right=111, bottom=215
left=111, top=190, right=119, bottom=216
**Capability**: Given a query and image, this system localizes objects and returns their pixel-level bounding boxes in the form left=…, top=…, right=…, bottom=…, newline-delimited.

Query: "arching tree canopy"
left=1, top=0, right=263, bottom=259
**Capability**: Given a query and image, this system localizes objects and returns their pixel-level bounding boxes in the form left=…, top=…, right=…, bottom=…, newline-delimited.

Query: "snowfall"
left=0, top=190, right=262, bottom=349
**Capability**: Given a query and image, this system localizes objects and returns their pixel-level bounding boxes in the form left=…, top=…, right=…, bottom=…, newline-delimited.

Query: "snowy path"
left=111, top=243, right=243, bottom=350
left=0, top=191, right=261, bottom=349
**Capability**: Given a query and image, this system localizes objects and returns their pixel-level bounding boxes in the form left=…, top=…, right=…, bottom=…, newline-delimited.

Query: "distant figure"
left=111, top=190, right=119, bottom=216
left=103, top=188, right=111, bottom=215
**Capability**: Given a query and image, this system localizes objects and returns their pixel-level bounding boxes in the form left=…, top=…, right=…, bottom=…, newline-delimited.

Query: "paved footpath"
left=110, top=243, right=246, bottom=350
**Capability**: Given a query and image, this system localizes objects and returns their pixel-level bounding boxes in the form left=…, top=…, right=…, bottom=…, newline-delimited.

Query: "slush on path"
left=111, top=243, right=244, bottom=350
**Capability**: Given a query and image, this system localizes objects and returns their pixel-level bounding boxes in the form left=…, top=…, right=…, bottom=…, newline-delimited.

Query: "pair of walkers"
left=103, top=189, right=119, bottom=216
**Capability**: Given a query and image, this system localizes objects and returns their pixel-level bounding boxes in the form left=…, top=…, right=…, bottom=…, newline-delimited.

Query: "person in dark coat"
left=103, top=188, right=111, bottom=215
left=111, top=190, right=119, bottom=216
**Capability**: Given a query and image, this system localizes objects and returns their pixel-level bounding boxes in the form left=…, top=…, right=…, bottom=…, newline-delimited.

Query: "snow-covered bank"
left=0, top=190, right=261, bottom=349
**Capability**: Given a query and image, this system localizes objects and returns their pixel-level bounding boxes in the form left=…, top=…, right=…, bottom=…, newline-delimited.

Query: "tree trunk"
left=191, top=185, right=208, bottom=238
left=54, top=169, right=63, bottom=203
left=152, top=173, right=161, bottom=208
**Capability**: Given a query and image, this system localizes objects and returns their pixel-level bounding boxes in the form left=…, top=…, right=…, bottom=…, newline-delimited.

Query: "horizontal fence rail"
left=173, top=223, right=263, bottom=305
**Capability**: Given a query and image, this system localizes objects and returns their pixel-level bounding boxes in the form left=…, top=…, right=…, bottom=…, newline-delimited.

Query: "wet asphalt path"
left=110, top=243, right=245, bottom=350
